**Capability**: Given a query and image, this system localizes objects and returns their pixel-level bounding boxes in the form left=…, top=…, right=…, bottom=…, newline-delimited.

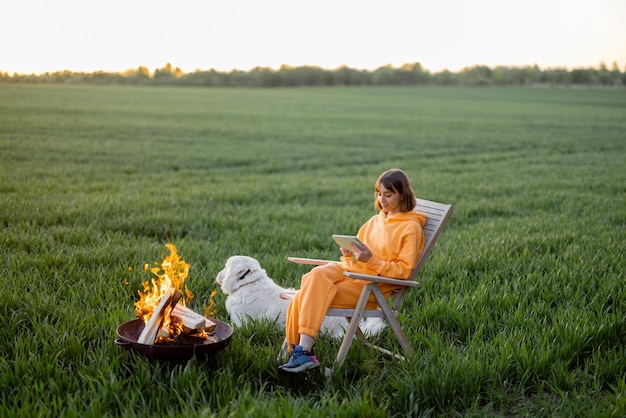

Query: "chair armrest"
left=343, top=272, right=420, bottom=287
left=287, top=257, right=339, bottom=266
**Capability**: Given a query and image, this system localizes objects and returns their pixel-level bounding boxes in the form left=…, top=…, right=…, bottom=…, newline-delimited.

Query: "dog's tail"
left=359, top=318, right=387, bottom=337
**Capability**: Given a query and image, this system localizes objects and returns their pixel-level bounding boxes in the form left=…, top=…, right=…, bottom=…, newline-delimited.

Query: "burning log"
left=171, top=305, right=216, bottom=332
left=137, top=287, right=182, bottom=345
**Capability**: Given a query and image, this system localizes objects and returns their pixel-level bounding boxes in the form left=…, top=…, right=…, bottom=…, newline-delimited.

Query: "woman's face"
left=377, top=183, right=401, bottom=214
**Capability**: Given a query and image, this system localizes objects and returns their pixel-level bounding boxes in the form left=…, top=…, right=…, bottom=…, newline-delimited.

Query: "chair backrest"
left=390, top=199, right=453, bottom=309
left=409, top=199, right=454, bottom=281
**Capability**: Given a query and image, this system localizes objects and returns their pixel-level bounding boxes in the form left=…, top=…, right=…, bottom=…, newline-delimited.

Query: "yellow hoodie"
left=341, top=209, right=427, bottom=280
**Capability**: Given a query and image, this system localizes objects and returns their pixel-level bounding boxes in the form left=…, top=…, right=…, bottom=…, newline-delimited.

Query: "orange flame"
left=205, top=290, right=218, bottom=318
left=134, top=243, right=193, bottom=325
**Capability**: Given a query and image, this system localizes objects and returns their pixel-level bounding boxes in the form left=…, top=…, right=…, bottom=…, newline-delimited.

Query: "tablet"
left=332, top=235, right=364, bottom=252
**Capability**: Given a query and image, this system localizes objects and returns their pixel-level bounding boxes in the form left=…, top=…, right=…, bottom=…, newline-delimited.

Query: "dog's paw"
left=279, top=291, right=296, bottom=300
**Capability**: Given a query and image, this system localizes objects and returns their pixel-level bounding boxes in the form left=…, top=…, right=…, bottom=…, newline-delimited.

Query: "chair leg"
left=334, top=284, right=374, bottom=367
left=371, top=285, right=413, bottom=359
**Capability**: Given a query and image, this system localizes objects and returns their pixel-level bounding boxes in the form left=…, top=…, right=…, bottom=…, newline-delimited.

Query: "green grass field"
left=1, top=84, right=625, bottom=417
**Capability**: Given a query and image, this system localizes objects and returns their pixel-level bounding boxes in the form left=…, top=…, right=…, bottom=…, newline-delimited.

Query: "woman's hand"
left=350, top=242, right=372, bottom=263
left=340, top=247, right=353, bottom=258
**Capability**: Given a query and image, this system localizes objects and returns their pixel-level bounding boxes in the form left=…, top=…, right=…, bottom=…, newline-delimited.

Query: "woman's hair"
left=374, top=168, right=417, bottom=212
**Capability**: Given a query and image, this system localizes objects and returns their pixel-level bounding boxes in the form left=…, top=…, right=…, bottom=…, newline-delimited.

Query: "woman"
left=279, top=168, right=427, bottom=373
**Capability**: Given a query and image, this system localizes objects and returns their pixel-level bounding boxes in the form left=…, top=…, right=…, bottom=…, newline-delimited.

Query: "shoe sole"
left=278, top=361, right=320, bottom=374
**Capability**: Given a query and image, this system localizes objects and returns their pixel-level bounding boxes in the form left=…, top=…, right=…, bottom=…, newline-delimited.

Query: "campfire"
left=133, top=243, right=217, bottom=345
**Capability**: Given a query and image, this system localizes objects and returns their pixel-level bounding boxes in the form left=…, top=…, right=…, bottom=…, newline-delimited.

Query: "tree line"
left=1, top=61, right=624, bottom=87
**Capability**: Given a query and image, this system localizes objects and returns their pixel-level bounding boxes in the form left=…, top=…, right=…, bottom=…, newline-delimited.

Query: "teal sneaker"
left=278, top=345, right=319, bottom=374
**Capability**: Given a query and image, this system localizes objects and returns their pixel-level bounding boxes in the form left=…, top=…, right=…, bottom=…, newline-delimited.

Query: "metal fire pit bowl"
left=115, top=318, right=233, bottom=361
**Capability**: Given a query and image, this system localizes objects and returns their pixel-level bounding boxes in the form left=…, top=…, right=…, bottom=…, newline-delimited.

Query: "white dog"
left=215, top=255, right=386, bottom=339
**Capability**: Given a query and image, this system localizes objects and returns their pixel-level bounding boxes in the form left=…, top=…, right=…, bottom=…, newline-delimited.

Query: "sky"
left=2, top=0, right=625, bottom=75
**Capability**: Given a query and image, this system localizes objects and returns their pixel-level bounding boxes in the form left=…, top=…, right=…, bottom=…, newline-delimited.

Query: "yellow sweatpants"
left=285, top=263, right=391, bottom=347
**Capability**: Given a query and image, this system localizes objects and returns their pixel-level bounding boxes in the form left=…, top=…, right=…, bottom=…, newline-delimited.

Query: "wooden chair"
left=288, top=199, right=453, bottom=367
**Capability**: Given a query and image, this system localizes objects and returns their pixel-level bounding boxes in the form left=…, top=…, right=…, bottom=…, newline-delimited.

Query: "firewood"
left=203, top=318, right=217, bottom=333
left=171, top=305, right=216, bottom=332
left=157, top=327, right=170, bottom=339
left=137, top=288, right=182, bottom=345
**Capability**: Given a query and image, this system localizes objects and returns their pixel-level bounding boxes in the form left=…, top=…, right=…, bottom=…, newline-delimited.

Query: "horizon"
left=2, top=60, right=622, bottom=77
left=2, top=0, right=625, bottom=76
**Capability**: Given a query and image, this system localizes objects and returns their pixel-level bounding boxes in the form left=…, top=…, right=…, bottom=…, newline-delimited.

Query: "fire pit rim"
left=116, top=318, right=234, bottom=360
